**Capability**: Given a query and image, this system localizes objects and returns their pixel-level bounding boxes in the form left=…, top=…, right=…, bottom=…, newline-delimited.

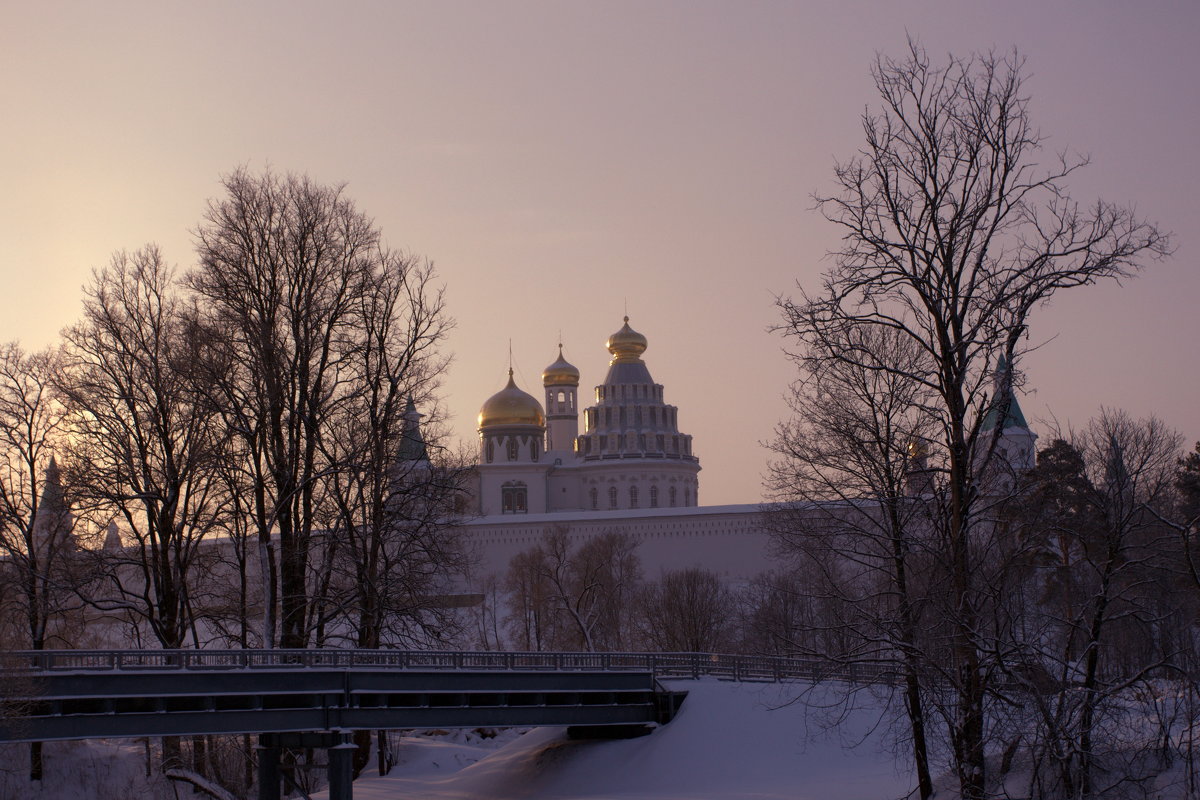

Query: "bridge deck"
left=0, top=661, right=684, bottom=743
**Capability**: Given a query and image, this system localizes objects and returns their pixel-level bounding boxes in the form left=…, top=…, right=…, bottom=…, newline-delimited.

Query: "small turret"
left=543, top=344, right=580, bottom=455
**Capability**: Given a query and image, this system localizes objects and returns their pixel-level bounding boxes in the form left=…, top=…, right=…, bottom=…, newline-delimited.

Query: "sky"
left=2, top=1, right=1197, bottom=505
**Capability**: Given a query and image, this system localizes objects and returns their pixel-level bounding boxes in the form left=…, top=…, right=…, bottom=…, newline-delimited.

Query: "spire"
left=33, top=456, right=73, bottom=555
left=981, top=355, right=1029, bottom=431
left=103, top=519, right=123, bottom=551
left=396, top=396, right=430, bottom=463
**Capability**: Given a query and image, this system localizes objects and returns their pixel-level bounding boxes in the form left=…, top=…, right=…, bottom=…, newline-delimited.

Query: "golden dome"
left=606, top=316, right=648, bottom=364
left=542, top=344, right=580, bottom=386
left=478, top=370, right=546, bottom=429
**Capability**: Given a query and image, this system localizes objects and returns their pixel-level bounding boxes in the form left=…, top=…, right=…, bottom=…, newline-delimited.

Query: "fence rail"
left=0, top=649, right=901, bottom=685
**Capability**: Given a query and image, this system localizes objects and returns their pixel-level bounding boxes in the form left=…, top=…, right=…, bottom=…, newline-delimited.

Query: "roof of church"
left=478, top=370, right=546, bottom=428
left=980, top=356, right=1029, bottom=431
left=542, top=345, right=580, bottom=387
left=397, top=396, right=429, bottom=462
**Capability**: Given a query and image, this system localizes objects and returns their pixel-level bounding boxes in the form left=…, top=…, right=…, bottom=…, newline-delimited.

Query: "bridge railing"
left=0, top=649, right=902, bottom=685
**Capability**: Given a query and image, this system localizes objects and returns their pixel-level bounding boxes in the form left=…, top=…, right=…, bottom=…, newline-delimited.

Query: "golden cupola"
left=606, top=316, right=648, bottom=364
left=478, top=369, right=546, bottom=429
left=542, top=345, right=580, bottom=387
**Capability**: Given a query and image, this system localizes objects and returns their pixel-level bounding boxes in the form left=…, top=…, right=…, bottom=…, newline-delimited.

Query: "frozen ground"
left=316, top=678, right=915, bottom=800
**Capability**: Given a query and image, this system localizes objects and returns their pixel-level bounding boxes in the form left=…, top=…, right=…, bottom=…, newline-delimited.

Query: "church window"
left=669, top=486, right=677, bottom=507
left=608, top=486, right=618, bottom=509
left=650, top=408, right=657, bottom=426
left=684, top=488, right=691, bottom=506
left=590, top=487, right=598, bottom=510
left=638, top=434, right=646, bottom=451
left=620, top=407, right=626, bottom=425
left=557, top=390, right=566, bottom=404
left=684, top=439, right=691, bottom=456
left=635, top=407, right=642, bottom=426
left=486, top=440, right=494, bottom=463
left=530, top=440, right=539, bottom=461
left=507, top=439, right=519, bottom=461
left=630, top=486, right=639, bottom=508
left=650, top=485, right=659, bottom=508
left=501, top=483, right=528, bottom=514
left=657, top=434, right=665, bottom=451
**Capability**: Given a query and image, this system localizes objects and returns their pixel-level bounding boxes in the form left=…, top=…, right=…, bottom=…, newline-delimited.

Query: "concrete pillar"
left=256, top=741, right=280, bottom=800
left=327, top=736, right=357, bottom=800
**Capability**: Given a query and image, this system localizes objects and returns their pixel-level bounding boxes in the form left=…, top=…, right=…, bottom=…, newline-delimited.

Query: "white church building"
left=463, top=317, right=772, bottom=583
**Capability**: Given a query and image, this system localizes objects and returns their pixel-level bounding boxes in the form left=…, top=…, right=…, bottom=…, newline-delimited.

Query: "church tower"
left=574, top=317, right=701, bottom=510
left=542, top=344, right=580, bottom=457
left=476, top=369, right=548, bottom=515
left=980, top=355, right=1038, bottom=480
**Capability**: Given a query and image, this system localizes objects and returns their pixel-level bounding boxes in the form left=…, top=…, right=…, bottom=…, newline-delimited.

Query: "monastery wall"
left=464, top=503, right=779, bottom=586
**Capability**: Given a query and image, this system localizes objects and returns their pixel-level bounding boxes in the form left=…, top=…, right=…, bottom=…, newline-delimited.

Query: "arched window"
left=530, top=440, right=539, bottom=461
left=650, top=485, right=659, bottom=508
left=507, top=439, right=519, bottom=461
left=486, top=439, right=494, bottom=463
left=501, top=482, right=528, bottom=514
left=669, top=486, right=677, bottom=507
left=608, top=486, right=618, bottom=509
left=629, top=485, right=639, bottom=508
left=684, top=488, right=691, bottom=506
left=590, top=487, right=598, bottom=510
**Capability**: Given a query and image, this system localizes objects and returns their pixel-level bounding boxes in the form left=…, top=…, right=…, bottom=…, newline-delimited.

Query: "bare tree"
left=0, top=344, right=78, bottom=780
left=190, top=168, right=414, bottom=648
left=767, top=324, right=940, bottom=800
left=59, top=247, right=228, bottom=651
left=635, top=567, right=735, bottom=653
left=0, top=345, right=77, bottom=652
left=318, top=254, right=464, bottom=651
left=504, top=528, right=641, bottom=652
left=503, top=544, right=558, bottom=651
left=986, top=415, right=1185, bottom=799
left=776, top=42, right=1169, bottom=800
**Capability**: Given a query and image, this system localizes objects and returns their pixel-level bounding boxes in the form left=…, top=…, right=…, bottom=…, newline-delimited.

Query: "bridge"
left=0, top=649, right=884, bottom=799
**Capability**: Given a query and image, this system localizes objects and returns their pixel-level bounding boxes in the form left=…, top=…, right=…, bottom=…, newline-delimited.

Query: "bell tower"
left=542, top=344, right=580, bottom=456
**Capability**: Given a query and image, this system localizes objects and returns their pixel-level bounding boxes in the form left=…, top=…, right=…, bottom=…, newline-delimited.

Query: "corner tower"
left=981, top=356, right=1037, bottom=472
left=575, top=317, right=700, bottom=510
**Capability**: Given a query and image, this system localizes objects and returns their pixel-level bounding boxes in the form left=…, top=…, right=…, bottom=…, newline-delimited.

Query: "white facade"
left=468, top=317, right=754, bottom=580
left=475, top=317, right=702, bottom=520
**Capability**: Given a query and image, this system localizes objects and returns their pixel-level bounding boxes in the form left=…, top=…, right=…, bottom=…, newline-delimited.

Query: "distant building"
left=466, top=317, right=765, bottom=583
left=461, top=317, right=1041, bottom=585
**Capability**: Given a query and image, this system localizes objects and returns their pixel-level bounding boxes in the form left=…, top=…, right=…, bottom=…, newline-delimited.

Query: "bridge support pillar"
left=256, top=740, right=280, bottom=800
left=328, top=735, right=357, bottom=800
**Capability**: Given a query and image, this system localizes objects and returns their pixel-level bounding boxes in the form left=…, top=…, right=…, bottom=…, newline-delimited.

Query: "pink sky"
left=2, top=1, right=1196, bottom=504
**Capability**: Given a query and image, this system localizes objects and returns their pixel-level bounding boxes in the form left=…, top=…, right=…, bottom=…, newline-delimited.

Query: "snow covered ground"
left=317, top=678, right=915, bottom=800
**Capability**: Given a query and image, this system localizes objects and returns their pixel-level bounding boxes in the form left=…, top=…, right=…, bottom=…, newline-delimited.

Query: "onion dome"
left=606, top=316, right=648, bottom=364
left=478, top=369, right=546, bottom=429
left=542, top=344, right=580, bottom=387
